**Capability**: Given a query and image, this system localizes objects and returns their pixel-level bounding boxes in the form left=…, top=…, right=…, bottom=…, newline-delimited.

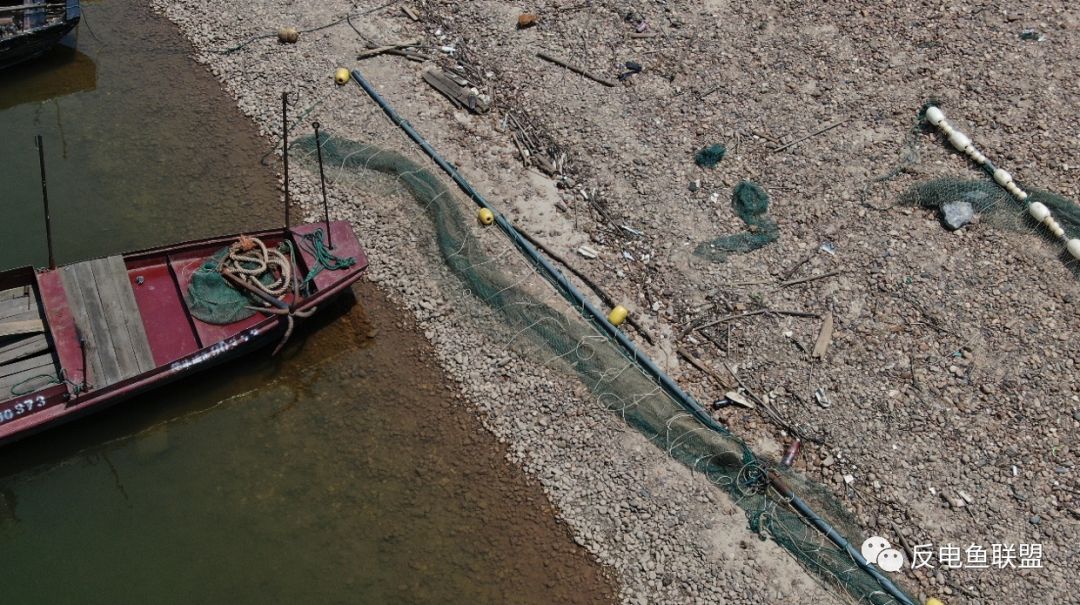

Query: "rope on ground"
left=214, top=0, right=403, bottom=54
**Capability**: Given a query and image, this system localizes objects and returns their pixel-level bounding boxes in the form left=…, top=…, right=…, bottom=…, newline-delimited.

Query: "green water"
left=0, top=2, right=614, bottom=603
left=0, top=0, right=281, bottom=271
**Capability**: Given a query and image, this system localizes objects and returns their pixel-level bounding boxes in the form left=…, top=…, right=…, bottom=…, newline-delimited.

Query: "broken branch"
left=537, top=52, right=617, bottom=87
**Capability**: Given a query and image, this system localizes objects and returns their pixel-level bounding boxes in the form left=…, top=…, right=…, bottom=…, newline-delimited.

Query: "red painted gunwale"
left=0, top=221, right=367, bottom=446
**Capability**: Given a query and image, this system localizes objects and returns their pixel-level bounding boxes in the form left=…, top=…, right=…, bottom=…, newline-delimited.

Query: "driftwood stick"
left=537, top=52, right=617, bottom=87
left=772, top=119, right=845, bottom=153
left=357, top=39, right=421, bottom=59
left=677, top=348, right=734, bottom=389
left=779, top=270, right=840, bottom=288
left=692, top=308, right=818, bottom=333
left=780, top=250, right=816, bottom=281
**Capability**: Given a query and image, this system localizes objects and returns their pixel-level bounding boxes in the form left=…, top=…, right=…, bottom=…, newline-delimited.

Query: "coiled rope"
left=218, top=235, right=292, bottom=297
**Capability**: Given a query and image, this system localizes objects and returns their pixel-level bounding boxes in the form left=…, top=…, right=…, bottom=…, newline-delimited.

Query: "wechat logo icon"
left=862, top=536, right=906, bottom=572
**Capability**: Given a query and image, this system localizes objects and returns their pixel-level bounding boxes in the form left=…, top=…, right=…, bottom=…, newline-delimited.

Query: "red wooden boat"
left=0, top=220, right=367, bottom=446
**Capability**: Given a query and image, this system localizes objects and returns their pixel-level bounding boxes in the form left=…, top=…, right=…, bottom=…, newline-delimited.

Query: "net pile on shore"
left=694, top=181, right=780, bottom=262
left=291, top=130, right=915, bottom=605
left=896, top=104, right=1080, bottom=270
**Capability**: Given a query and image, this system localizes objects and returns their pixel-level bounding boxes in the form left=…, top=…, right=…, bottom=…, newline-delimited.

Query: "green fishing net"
left=185, top=247, right=270, bottom=325
left=695, top=181, right=780, bottom=261
left=289, top=130, right=915, bottom=605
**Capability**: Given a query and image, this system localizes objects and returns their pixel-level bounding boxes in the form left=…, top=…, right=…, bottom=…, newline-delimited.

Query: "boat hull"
left=0, top=17, right=79, bottom=71
left=0, top=221, right=367, bottom=446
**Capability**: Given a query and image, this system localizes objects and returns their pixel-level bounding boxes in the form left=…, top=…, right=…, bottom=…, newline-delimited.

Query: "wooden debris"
left=779, top=250, right=816, bottom=281
left=724, top=390, right=755, bottom=409
left=537, top=52, right=617, bottom=87
left=422, top=68, right=491, bottom=113
left=677, top=347, right=735, bottom=390
left=772, top=119, right=845, bottom=153
left=812, top=312, right=833, bottom=359
left=357, top=39, right=422, bottom=60
left=364, top=41, right=430, bottom=62
left=401, top=5, right=419, bottom=20
left=689, top=308, right=818, bottom=335
left=576, top=245, right=598, bottom=259
left=780, top=270, right=840, bottom=288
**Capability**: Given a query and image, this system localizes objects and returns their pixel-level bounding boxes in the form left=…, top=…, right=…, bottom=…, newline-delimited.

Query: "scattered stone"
left=941, top=200, right=974, bottom=230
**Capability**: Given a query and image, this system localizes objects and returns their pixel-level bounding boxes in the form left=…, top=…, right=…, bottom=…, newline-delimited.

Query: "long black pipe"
left=35, top=135, right=55, bottom=270
left=349, top=67, right=915, bottom=605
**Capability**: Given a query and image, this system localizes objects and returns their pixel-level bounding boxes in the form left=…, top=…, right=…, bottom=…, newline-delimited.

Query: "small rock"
left=941, top=200, right=974, bottom=230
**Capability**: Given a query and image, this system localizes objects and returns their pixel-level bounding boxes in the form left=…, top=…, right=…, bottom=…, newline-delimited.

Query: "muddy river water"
left=0, top=1, right=614, bottom=602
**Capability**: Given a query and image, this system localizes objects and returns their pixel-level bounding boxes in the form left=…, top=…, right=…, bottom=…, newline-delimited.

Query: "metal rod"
left=312, top=121, right=332, bottom=248
left=282, top=91, right=290, bottom=229
left=35, top=135, right=56, bottom=270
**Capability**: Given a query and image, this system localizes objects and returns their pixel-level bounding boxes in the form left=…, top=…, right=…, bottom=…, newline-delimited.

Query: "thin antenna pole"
left=35, top=135, right=56, bottom=270
left=282, top=91, right=290, bottom=229
left=312, top=121, right=332, bottom=248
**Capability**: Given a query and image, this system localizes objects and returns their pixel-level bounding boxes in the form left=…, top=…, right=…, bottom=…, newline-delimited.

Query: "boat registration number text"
left=0, top=395, right=48, bottom=425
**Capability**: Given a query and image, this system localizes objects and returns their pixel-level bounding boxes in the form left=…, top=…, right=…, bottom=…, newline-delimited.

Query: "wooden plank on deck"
left=86, top=258, right=140, bottom=380
left=0, top=320, right=44, bottom=338
left=0, top=352, right=53, bottom=379
left=60, top=264, right=105, bottom=388
left=69, top=261, right=122, bottom=386
left=0, top=286, right=31, bottom=301
left=99, top=256, right=155, bottom=373
left=0, top=334, right=48, bottom=365
left=0, top=367, right=58, bottom=398
left=0, top=294, right=38, bottom=320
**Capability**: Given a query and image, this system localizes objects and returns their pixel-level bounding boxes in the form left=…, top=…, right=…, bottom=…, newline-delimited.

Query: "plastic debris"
left=814, top=387, right=832, bottom=408
left=618, top=61, right=643, bottom=81
left=576, top=245, right=599, bottom=259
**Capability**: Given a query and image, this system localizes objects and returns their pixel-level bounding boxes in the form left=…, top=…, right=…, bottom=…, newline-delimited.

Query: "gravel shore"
left=152, top=1, right=1078, bottom=603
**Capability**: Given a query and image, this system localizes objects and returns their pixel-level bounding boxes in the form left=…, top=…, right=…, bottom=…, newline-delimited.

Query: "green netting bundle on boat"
left=186, top=247, right=257, bottom=325
left=185, top=245, right=286, bottom=325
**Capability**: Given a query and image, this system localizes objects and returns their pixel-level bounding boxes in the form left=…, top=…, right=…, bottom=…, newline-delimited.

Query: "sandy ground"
left=151, top=1, right=1078, bottom=603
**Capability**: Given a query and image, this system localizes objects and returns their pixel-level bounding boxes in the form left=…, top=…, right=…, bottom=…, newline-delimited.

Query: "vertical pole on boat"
left=282, top=91, right=290, bottom=229
left=312, top=121, right=333, bottom=248
left=35, top=135, right=56, bottom=270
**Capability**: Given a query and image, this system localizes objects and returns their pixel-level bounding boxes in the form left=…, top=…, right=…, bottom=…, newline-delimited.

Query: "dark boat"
left=0, top=220, right=368, bottom=445
left=0, top=0, right=80, bottom=71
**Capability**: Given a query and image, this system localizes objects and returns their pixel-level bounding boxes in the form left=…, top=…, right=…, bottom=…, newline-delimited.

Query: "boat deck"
left=0, top=285, right=57, bottom=397
left=58, top=256, right=155, bottom=390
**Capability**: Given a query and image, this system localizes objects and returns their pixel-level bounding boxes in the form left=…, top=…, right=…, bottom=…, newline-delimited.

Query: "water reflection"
left=0, top=42, right=96, bottom=110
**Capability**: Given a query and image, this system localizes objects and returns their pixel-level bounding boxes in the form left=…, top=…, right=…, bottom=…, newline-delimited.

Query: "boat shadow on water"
left=0, top=285, right=365, bottom=482
left=0, top=41, right=96, bottom=111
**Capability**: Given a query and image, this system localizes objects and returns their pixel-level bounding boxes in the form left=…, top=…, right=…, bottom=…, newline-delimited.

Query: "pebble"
left=941, top=200, right=975, bottom=230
